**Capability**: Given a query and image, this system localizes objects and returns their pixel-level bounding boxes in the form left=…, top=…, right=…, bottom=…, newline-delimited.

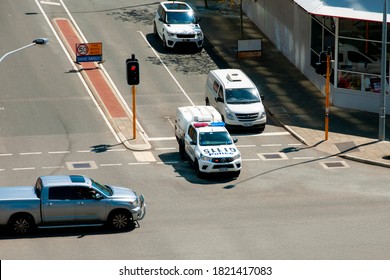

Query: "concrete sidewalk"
left=189, top=0, right=390, bottom=168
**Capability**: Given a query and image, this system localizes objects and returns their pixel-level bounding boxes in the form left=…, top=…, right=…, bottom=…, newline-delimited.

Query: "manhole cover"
left=258, top=153, right=288, bottom=160
left=320, top=161, right=350, bottom=169
left=66, top=161, right=98, bottom=170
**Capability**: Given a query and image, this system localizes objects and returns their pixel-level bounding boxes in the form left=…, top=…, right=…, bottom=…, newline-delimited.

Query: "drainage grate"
left=66, top=161, right=98, bottom=170
left=335, top=141, right=360, bottom=153
left=258, top=153, right=288, bottom=161
left=320, top=161, right=350, bottom=169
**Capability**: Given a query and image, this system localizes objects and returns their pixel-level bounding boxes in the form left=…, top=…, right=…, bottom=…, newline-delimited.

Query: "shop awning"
left=294, top=0, right=389, bottom=22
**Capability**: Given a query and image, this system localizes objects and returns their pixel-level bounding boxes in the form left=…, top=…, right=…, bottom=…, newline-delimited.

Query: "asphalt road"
left=1, top=0, right=390, bottom=260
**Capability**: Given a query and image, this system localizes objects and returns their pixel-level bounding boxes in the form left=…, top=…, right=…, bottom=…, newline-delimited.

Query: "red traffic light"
left=126, top=60, right=139, bottom=85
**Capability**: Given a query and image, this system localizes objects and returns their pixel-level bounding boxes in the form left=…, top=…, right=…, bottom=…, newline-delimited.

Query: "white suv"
left=153, top=1, right=204, bottom=50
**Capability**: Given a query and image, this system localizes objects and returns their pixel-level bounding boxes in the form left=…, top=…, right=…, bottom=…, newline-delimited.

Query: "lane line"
left=20, top=152, right=42, bottom=155
left=40, top=1, right=61, bottom=6
left=13, top=167, right=36, bottom=171
left=138, top=31, right=195, bottom=106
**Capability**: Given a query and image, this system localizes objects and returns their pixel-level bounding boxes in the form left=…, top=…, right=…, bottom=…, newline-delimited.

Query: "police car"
left=175, top=106, right=241, bottom=178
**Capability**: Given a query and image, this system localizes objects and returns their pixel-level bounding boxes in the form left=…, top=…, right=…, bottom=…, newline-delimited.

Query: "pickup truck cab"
left=0, top=175, right=146, bottom=234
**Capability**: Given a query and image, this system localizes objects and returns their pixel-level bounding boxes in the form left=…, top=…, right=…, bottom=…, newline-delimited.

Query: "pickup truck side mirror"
left=93, top=193, right=103, bottom=200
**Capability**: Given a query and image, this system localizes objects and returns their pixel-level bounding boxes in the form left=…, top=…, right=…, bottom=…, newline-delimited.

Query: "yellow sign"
left=87, top=43, right=102, bottom=55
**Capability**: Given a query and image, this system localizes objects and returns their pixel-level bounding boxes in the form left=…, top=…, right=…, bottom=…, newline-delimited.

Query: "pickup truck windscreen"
left=92, top=179, right=113, bottom=196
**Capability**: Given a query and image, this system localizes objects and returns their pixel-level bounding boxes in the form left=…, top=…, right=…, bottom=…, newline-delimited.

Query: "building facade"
left=242, top=0, right=390, bottom=114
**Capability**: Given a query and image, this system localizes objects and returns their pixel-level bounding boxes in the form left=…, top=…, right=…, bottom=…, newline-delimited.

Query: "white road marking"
left=100, top=163, right=123, bottom=167
left=148, top=137, right=176, bottom=141
left=0, top=153, right=13, bottom=157
left=42, top=166, right=65, bottom=169
left=293, top=157, right=315, bottom=160
left=138, top=31, right=195, bottom=106
left=128, top=162, right=151, bottom=166
left=13, top=167, right=36, bottom=171
left=155, top=147, right=176, bottom=151
left=20, top=152, right=42, bottom=155
left=48, top=151, right=71, bottom=154
left=261, top=144, right=283, bottom=147
left=40, top=1, right=61, bottom=6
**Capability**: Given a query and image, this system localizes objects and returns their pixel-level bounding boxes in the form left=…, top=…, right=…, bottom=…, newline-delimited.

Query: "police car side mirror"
left=196, top=17, right=201, bottom=24
left=260, top=94, right=265, bottom=101
left=216, top=97, right=223, bottom=102
left=190, top=140, right=196, bottom=145
left=233, top=138, right=238, bottom=143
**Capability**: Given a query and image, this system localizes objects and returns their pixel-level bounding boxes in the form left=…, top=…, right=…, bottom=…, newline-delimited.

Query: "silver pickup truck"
left=0, top=175, right=146, bottom=234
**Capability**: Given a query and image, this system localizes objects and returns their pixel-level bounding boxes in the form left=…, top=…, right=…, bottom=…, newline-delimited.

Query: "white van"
left=205, top=69, right=266, bottom=130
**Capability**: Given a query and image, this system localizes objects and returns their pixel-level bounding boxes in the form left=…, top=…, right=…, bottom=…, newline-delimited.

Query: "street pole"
left=379, top=0, right=387, bottom=140
left=325, top=48, right=331, bottom=140
left=0, top=38, right=49, bottom=63
left=132, top=85, right=136, bottom=139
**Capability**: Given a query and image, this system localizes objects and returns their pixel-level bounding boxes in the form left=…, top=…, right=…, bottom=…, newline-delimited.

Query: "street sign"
left=76, top=42, right=103, bottom=63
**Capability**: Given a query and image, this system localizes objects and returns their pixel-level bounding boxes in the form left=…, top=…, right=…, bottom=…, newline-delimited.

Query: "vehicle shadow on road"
left=159, top=152, right=240, bottom=184
left=0, top=223, right=137, bottom=240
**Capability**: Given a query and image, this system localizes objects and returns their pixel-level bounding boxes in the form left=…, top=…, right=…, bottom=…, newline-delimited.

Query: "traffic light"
left=126, top=59, right=139, bottom=85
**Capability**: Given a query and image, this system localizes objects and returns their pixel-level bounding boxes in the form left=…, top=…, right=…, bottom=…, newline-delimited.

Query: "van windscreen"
left=225, top=88, right=260, bottom=104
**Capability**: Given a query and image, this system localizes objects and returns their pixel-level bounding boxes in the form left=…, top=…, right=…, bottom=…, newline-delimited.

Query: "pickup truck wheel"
left=195, top=160, right=205, bottom=178
left=109, top=211, right=131, bottom=231
left=8, top=214, right=34, bottom=234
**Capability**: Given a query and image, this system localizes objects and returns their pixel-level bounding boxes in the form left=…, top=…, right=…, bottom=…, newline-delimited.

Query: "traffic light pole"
left=126, top=53, right=140, bottom=140
left=132, top=85, right=136, bottom=139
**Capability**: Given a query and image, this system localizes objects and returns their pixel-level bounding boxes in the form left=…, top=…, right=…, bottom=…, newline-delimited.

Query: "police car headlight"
left=233, top=153, right=241, bottom=160
left=167, top=32, right=175, bottom=37
left=260, top=111, right=266, bottom=119
left=200, top=154, right=212, bottom=162
left=196, top=31, right=203, bottom=37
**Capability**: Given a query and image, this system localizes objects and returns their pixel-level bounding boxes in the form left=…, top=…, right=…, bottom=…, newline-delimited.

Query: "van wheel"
left=153, top=22, right=158, bottom=38
left=8, top=214, right=35, bottom=234
left=179, top=140, right=186, bottom=160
